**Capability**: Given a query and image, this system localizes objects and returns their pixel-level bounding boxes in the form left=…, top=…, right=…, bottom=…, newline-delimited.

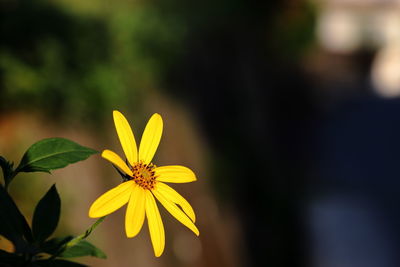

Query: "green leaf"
left=35, top=259, right=88, bottom=267
left=0, top=156, right=15, bottom=189
left=0, top=186, right=33, bottom=251
left=41, top=236, right=73, bottom=255
left=60, top=240, right=106, bottom=259
left=16, top=138, right=98, bottom=173
left=32, top=185, right=61, bottom=243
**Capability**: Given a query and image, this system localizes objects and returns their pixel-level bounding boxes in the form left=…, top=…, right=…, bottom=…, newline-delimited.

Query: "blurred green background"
left=0, top=0, right=191, bottom=124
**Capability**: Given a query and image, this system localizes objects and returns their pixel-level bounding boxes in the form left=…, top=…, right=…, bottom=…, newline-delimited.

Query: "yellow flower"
left=89, top=111, right=199, bottom=257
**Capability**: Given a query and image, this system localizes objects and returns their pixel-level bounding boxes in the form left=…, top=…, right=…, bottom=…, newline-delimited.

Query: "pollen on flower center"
left=130, top=161, right=157, bottom=190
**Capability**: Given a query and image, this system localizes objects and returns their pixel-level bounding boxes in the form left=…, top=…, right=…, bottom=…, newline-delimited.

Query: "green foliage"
left=0, top=0, right=187, bottom=124
left=0, top=138, right=104, bottom=266
left=41, top=236, right=74, bottom=255
left=0, top=250, right=25, bottom=266
left=16, top=138, right=98, bottom=174
left=35, top=259, right=88, bottom=267
left=32, top=185, right=61, bottom=243
left=0, top=156, right=15, bottom=190
left=61, top=240, right=106, bottom=259
left=0, top=185, right=32, bottom=251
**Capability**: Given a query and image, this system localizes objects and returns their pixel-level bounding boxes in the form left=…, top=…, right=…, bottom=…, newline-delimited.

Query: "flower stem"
left=50, top=217, right=106, bottom=260
left=66, top=216, right=106, bottom=247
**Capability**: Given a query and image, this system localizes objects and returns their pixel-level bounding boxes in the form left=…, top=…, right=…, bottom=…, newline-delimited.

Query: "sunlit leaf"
left=32, top=185, right=61, bottom=243
left=16, top=138, right=98, bottom=173
left=60, top=240, right=106, bottom=259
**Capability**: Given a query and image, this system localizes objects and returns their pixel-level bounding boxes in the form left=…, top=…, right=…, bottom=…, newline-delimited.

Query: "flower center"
left=130, top=162, right=157, bottom=190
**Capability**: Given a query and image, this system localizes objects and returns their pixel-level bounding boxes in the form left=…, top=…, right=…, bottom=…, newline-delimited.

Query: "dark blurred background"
left=1, top=0, right=400, bottom=266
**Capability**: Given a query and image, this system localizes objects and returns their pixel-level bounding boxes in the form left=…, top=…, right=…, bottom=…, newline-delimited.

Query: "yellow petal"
left=89, top=181, right=134, bottom=218
left=153, top=188, right=199, bottom=236
left=139, top=113, right=163, bottom=164
left=101, top=150, right=133, bottom=177
left=145, top=190, right=165, bottom=257
left=113, top=110, right=138, bottom=166
left=125, top=184, right=146, bottom=238
left=156, top=182, right=196, bottom=222
left=155, top=165, right=196, bottom=183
